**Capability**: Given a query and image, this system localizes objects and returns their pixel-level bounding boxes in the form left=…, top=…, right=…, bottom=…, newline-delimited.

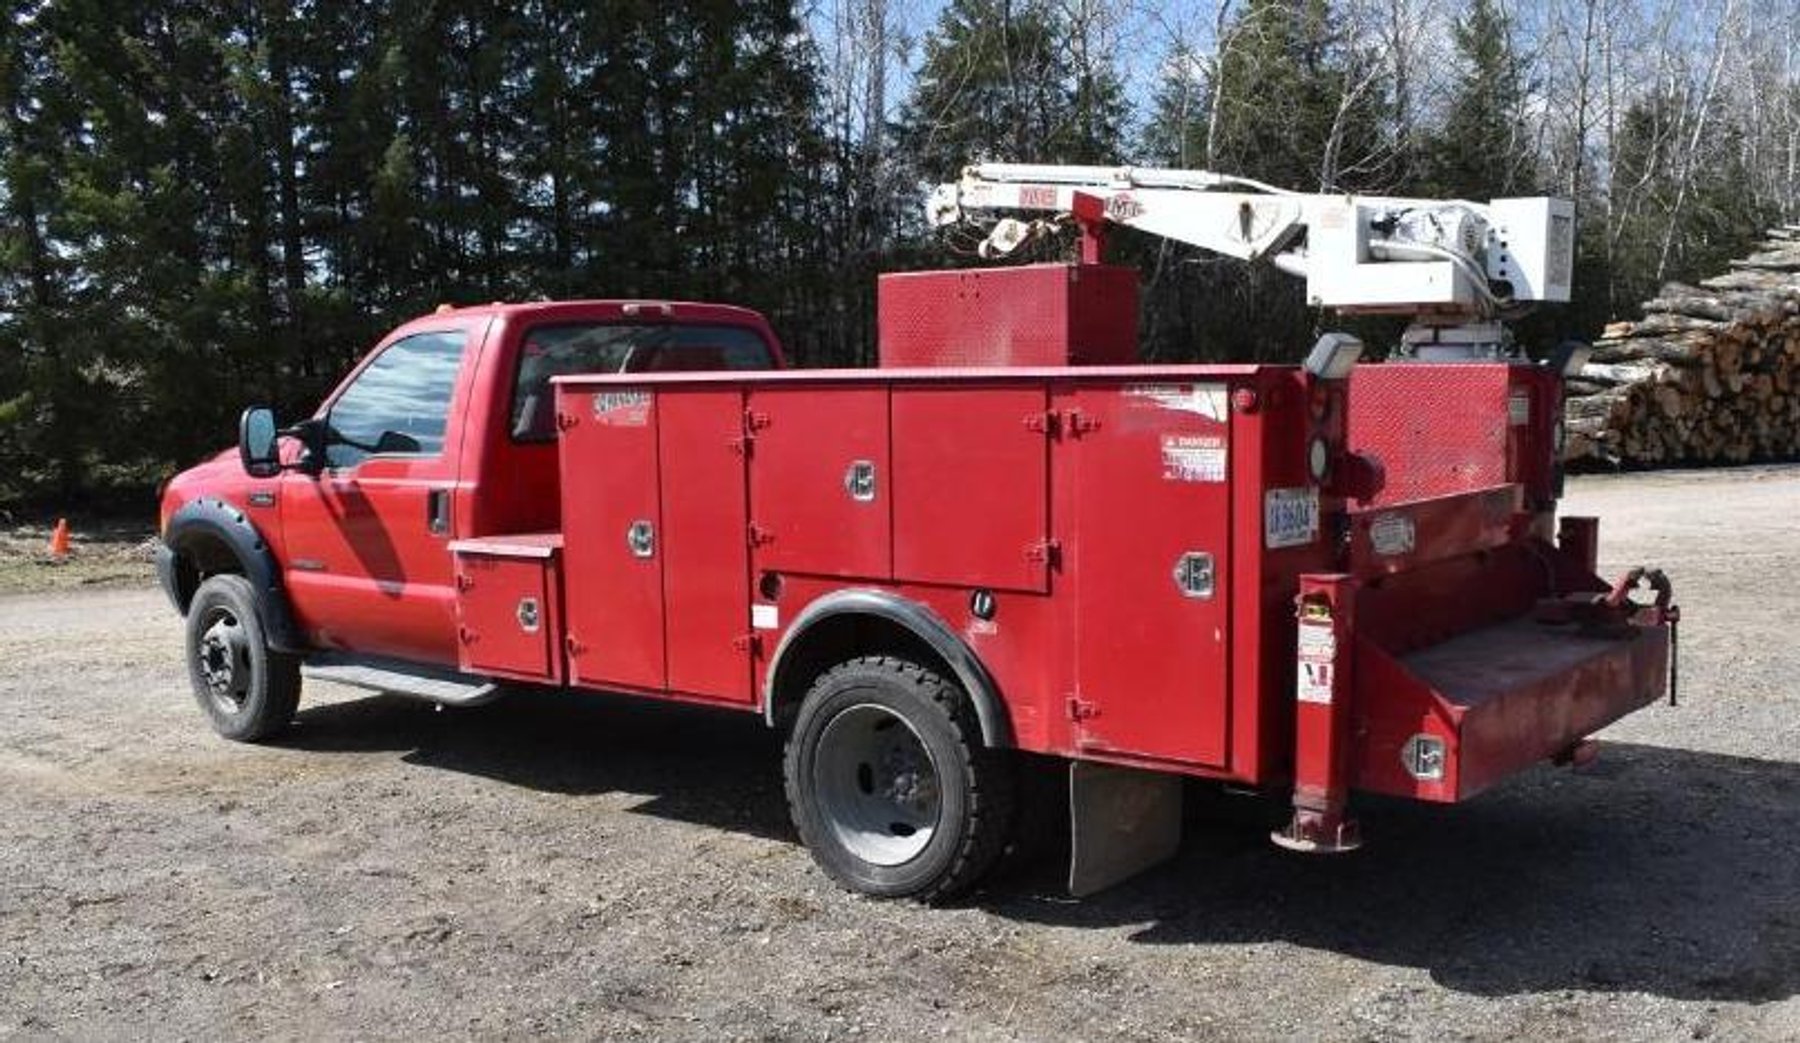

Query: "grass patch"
left=0, top=516, right=159, bottom=596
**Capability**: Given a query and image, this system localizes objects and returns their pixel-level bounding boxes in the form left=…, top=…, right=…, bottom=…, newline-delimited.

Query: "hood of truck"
left=159, top=448, right=251, bottom=535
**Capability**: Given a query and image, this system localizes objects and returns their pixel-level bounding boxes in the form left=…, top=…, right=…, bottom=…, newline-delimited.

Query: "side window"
left=510, top=323, right=775, bottom=442
left=325, top=330, right=468, bottom=469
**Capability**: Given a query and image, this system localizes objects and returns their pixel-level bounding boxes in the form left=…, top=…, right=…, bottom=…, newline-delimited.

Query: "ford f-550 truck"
left=158, top=165, right=1677, bottom=900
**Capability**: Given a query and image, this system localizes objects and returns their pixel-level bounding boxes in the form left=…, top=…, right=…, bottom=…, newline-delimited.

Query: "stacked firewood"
left=1563, top=227, right=1800, bottom=468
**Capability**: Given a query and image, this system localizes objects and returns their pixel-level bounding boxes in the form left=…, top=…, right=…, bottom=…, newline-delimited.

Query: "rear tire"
left=783, top=656, right=1014, bottom=902
left=185, top=574, right=301, bottom=742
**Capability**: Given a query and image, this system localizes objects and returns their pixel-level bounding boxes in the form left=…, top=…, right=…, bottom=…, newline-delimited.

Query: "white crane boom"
left=927, top=162, right=1577, bottom=359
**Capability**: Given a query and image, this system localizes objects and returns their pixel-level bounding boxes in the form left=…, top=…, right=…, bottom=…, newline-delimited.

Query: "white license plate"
left=1264, top=487, right=1320, bottom=549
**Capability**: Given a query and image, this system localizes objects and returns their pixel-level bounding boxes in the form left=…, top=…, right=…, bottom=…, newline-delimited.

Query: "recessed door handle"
left=427, top=489, right=451, bottom=535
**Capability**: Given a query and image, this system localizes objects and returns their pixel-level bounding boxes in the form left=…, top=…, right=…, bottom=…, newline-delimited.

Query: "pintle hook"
left=1602, top=567, right=1681, bottom=706
left=1534, top=565, right=1679, bottom=705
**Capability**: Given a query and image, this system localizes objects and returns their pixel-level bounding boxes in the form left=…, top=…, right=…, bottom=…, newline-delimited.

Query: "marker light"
left=1308, top=436, right=1332, bottom=482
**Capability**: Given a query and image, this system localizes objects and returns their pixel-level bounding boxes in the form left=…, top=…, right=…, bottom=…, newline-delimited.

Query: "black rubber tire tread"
left=783, top=655, right=1016, bottom=903
left=185, top=574, right=302, bottom=743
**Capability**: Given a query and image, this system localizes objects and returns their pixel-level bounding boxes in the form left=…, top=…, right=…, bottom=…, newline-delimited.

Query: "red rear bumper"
left=1357, top=615, right=1671, bottom=802
left=1274, top=488, right=1675, bottom=853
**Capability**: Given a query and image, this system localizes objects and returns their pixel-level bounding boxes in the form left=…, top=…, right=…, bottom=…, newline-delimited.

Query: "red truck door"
left=1065, top=382, right=1233, bottom=767
left=279, top=321, right=485, bottom=664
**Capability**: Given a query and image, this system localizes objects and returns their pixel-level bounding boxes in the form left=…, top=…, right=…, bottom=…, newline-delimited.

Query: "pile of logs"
left=1564, top=227, right=1800, bottom=468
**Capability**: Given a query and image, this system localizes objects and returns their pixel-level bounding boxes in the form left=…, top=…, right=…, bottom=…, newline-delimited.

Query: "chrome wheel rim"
left=197, top=609, right=251, bottom=714
left=813, top=703, right=941, bottom=866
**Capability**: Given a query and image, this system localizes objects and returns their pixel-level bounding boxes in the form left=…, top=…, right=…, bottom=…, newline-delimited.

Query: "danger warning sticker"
left=1161, top=434, right=1227, bottom=482
left=1298, top=661, right=1335, bottom=703
left=1297, top=621, right=1336, bottom=704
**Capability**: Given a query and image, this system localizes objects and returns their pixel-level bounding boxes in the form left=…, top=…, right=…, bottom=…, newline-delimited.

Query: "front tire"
left=783, top=656, right=1014, bottom=902
left=185, top=574, right=301, bottom=742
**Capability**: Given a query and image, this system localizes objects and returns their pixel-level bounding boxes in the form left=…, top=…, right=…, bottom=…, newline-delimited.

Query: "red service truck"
left=158, top=165, right=1677, bottom=899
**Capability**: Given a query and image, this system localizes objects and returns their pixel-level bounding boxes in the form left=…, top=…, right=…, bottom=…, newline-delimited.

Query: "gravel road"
left=2, top=467, right=1797, bottom=1041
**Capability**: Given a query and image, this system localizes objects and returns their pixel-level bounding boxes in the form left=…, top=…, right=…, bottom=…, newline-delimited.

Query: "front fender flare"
left=762, top=588, right=1014, bottom=748
left=160, top=497, right=304, bottom=653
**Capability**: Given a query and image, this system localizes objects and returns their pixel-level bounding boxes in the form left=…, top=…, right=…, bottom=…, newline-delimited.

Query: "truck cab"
left=158, top=300, right=783, bottom=672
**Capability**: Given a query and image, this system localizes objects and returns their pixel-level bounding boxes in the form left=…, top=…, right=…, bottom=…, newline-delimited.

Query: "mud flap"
left=1067, top=761, right=1183, bottom=897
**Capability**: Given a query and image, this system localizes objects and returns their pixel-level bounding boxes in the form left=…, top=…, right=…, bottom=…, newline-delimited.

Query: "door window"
left=325, top=330, right=468, bottom=469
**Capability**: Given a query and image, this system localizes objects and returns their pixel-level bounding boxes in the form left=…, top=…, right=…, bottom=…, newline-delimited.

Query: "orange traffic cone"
left=47, top=517, right=71, bottom=562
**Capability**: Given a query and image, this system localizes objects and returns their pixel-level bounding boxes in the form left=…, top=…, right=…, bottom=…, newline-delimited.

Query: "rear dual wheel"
left=783, top=657, right=1014, bottom=902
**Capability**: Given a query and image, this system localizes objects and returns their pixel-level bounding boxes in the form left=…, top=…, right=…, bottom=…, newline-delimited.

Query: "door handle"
left=427, top=488, right=451, bottom=535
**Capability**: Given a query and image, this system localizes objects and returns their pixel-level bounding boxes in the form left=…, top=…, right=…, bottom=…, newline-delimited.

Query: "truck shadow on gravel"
left=285, top=689, right=793, bottom=842
left=283, top=692, right=1798, bottom=1005
left=995, top=743, right=1800, bottom=1006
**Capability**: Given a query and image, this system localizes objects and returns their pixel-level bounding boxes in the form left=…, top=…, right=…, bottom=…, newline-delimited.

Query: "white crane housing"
left=927, top=163, right=1577, bottom=360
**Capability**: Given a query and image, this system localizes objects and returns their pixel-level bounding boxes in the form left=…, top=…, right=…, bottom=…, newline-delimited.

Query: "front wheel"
left=783, top=656, right=1014, bottom=902
left=184, top=574, right=301, bottom=742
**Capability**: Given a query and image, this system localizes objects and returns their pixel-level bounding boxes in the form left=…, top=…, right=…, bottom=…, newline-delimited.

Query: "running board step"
left=302, top=653, right=502, bottom=707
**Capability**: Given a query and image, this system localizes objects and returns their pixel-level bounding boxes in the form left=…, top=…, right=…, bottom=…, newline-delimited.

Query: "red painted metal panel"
left=1348, top=362, right=1565, bottom=515
left=1345, top=484, right=1523, bottom=577
left=877, top=264, right=1138, bottom=368
left=1510, top=366, right=1564, bottom=510
left=1066, top=381, right=1232, bottom=767
left=1353, top=542, right=1549, bottom=656
left=1445, top=622, right=1670, bottom=798
left=1348, top=363, right=1513, bottom=507
left=557, top=385, right=666, bottom=689
left=453, top=550, right=554, bottom=682
left=1354, top=617, right=1671, bottom=803
left=748, top=386, right=891, bottom=580
left=1226, top=370, right=1339, bottom=787
left=659, top=388, right=754, bottom=702
left=891, top=385, right=1050, bottom=593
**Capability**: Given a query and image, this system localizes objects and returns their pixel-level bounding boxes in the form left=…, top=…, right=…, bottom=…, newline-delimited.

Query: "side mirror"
left=238, top=406, right=281, bottom=478
left=373, top=430, right=422, bottom=454
left=287, top=417, right=328, bottom=475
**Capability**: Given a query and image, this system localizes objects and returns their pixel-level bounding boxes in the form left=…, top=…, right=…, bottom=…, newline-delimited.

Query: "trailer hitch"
left=1604, top=566, right=1673, bottom=614
left=1536, top=566, right=1680, bottom=705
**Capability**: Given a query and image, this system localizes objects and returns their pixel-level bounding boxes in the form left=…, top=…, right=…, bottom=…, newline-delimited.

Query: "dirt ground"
left=2, top=467, right=1797, bottom=1041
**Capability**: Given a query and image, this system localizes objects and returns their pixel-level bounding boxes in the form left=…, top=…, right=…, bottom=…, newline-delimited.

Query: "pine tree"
left=1208, top=0, right=1390, bottom=191
left=897, top=0, right=1127, bottom=186
left=1141, top=44, right=1208, bottom=168
left=1421, top=0, right=1534, bottom=200
left=0, top=0, right=74, bottom=499
left=1132, top=2, right=1392, bottom=365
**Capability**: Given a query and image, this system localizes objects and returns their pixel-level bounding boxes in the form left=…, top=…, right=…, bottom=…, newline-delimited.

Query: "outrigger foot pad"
left=1270, top=812, right=1362, bottom=854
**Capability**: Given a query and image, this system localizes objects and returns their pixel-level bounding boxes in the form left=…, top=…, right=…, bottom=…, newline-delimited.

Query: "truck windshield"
left=511, top=322, right=774, bottom=441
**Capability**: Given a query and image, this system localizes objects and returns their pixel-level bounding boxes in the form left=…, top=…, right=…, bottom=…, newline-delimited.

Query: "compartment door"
left=748, top=386, right=891, bottom=580
left=892, top=385, right=1050, bottom=593
left=454, top=552, right=554, bottom=682
left=558, top=386, right=666, bottom=690
left=659, top=388, right=754, bottom=702
left=1068, top=383, right=1232, bottom=767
